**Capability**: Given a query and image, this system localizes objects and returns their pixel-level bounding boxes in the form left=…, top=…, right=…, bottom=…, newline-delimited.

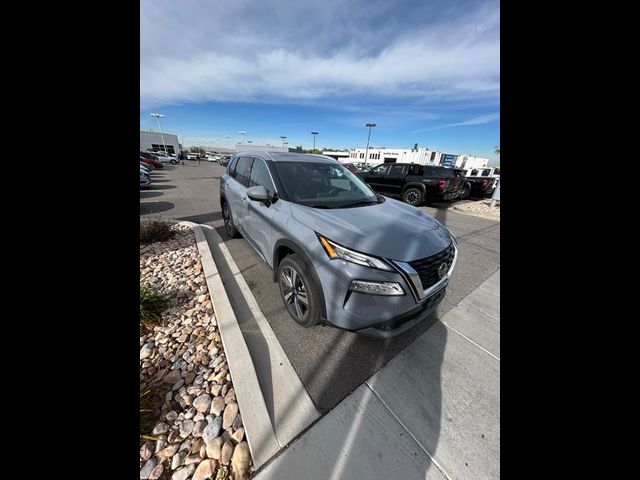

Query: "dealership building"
left=140, top=130, right=182, bottom=155
left=342, top=147, right=489, bottom=169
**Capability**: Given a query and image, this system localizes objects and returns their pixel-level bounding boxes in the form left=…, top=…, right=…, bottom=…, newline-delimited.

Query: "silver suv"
left=220, top=152, right=458, bottom=338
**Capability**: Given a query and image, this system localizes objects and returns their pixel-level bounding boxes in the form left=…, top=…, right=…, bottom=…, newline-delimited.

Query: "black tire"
left=460, top=185, right=470, bottom=200
left=222, top=200, right=240, bottom=238
left=170, top=159, right=177, bottom=164
left=402, top=187, right=424, bottom=206
left=278, top=254, right=321, bottom=328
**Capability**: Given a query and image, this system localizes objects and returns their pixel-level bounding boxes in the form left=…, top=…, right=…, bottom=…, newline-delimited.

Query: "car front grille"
left=408, top=243, right=456, bottom=290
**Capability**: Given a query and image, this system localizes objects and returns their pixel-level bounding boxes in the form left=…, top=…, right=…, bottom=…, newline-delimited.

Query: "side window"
left=408, top=165, right=424, bottom=175
left=481, top=168, right=491, bottom=176
left=234, top=157, right=253, bottom=187
left=470, top=169, right=479, bottom=176
left=373, top=164, right=390, bottom=174
left=424, top=166, right=437, bottom=176
left=248, top=158, right=275, bottom=196
left=389, top=164, right=405, bottom=175
left=228, top=157, right=238, bottom=176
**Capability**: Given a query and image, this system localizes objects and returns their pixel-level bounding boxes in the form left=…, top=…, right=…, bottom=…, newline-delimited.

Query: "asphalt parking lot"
left=141, top=161, right=500, bottom=413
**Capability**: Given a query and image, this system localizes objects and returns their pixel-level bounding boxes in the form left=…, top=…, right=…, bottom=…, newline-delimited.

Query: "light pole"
left=150, top=113, right=167, bottom=154
left=238, top=131, right=246, bottom=145
left=311, top=131, right=319, bottom=150
left=280, top=136, right=287, bottom=148
left=364, top=123, right=376, bottom=165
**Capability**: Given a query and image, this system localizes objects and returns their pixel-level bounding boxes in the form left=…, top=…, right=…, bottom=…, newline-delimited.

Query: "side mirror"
left=247, top=185, right=270, bottom=202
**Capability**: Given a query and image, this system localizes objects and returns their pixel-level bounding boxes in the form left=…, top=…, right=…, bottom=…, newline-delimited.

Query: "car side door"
left=243, top=157, right=278, bottom=263
left=384, top=164, right=408, bottom=195
left=361, top=163, right=391, bottom=193
left=226, top=156, right=253, bottom=232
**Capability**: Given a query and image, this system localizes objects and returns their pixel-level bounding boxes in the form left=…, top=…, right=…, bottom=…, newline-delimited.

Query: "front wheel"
left=402, top=187, right=424, bottom=206
left=278, top=254, right=321, bottom=328
left=222, top=201, right=240, bottom=238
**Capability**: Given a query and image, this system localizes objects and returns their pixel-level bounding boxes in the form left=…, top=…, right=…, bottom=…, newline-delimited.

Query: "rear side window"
left=228, top=157, right=238, bottom=176
left=389, top=164, right=406, bottom=175
left=481, top=168, right=492, bottom=176
left=408, top=164, right=424, bottom=175
left=470, top=169, right=479, bottom=176
left=234, top=157, right=253, bottom=187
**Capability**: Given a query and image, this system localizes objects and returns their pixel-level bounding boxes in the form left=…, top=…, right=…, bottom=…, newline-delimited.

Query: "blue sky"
left=140, top=0, right=500, bottom=162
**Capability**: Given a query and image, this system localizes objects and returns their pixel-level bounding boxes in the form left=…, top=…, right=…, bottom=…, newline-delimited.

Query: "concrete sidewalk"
left=255, top=269, right=500, bottom=480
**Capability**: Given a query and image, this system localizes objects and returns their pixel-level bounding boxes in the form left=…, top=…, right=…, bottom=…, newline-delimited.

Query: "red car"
left=140, top=156, right=163, bottom=169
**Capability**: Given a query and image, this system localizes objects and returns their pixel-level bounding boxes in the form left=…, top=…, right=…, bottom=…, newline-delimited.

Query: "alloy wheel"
left=280, top=266, right=309, bottom=319
left=223, top=203, right=232, bottom=236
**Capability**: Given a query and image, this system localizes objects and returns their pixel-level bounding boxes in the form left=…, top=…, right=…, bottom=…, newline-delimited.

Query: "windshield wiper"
left=339, top=200, right=379, bottom=209
left=306, top=204, right=334, bottom=209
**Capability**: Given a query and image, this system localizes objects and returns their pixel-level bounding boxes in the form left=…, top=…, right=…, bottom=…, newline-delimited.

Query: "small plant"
left=140, top=218, right=176, bottom=244
left=140, top=283, right=169, bottom=334
left=139, top=384, right=170, bottom=440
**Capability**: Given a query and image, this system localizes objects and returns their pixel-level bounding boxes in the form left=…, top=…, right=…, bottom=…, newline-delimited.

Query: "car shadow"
left=139, top=190, right=163, bottom=199
left=140, top=201, right=175, bottom=215
left=176, top=212, right=223, bottom=224
left=146, top=184, right=177, bottom=190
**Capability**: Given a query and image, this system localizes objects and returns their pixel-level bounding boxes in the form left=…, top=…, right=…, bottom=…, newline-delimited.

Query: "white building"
left=455, top=154, right=490, bottom=170
left=321, top=151, right=350, bottom=161
left=345, top=147, right=489, bottom=169
left=140, top=130, right=181, bottom=155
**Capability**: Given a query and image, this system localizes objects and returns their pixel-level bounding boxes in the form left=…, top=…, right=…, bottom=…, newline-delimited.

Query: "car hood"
left=290, top=198, right=453, bottom=262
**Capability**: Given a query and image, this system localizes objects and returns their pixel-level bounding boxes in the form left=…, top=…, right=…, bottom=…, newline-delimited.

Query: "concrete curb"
left=174, top=221, right=281, bottom=470
left=452, top=205, right=500, bottom=221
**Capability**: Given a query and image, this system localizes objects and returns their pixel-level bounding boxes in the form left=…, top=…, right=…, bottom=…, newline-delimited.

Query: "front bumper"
left=315, top=241, right=458, bottom=338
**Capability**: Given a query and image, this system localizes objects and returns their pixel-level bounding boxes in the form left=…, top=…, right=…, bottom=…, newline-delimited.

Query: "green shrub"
left=140, top=218, right=176, bottom=244
left=140, top=283, right=169, bottom=334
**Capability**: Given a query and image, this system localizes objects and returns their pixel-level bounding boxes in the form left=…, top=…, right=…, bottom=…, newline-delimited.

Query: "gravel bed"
left=140, top=224, right=252, bottom=480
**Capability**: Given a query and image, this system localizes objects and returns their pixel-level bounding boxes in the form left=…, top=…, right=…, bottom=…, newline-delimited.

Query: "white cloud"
left=141, top=0, right=499, bottom=108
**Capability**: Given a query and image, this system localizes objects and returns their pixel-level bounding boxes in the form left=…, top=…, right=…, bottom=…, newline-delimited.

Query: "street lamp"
left=364, top=123, right=376, bottom=165
left=311, top=131, right=319, bottom=150
left=150, top=113, right=168, bottom=154
left=238, top=131, right=246, bottom=144
left=280, top=136, right=287, bottom=148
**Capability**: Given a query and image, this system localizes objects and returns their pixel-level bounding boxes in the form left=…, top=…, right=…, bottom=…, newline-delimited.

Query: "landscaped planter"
left=140, top=224, right=252, bottom=480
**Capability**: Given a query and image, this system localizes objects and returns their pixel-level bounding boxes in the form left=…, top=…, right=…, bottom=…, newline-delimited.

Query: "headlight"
left=318, top=235, right=393, bottom=271
left=350, top=280, right=404, bottom=296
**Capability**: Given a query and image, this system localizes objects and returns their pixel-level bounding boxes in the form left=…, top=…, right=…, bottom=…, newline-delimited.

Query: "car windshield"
left=274, top=161, right=381, bottom=209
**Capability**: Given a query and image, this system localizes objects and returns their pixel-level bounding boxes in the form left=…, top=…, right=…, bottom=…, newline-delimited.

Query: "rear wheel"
left=460, top=185, right=470, bottom=200
left=222, top=201, right=240, bottom=238
left=278, top=254, right=321, bottom=328
left=402, top=187, right=424, bottom=206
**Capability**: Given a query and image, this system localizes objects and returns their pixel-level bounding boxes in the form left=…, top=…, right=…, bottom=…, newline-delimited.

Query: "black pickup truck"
left=456, top=169, right=497, bottom=197
left=357, top=163, right=467, bottom=206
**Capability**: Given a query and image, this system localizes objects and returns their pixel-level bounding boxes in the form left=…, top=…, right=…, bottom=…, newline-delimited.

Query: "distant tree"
left=189, top=146, right=206, bottom=154
left=494, top=146, right=500, bottom=155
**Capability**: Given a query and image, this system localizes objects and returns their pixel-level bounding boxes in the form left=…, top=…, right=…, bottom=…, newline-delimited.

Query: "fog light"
left=350, top=280, right=405, bottom=296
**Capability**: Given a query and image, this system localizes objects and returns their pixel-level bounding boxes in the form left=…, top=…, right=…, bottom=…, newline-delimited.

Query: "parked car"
left=220, top=151, right=458, bottom=338
left=357, top=163, right=467, bottom=206
left=463, top=167, right=499, bottom=196
left=140, top=161, right=153, bottom=173
left=140, top=168, right=152, bottom=187
left=150, top=152, right=177, bottom=164
left=187, top=153, right=197, bottom=160
left=140, top=156, right=163, bottom=169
